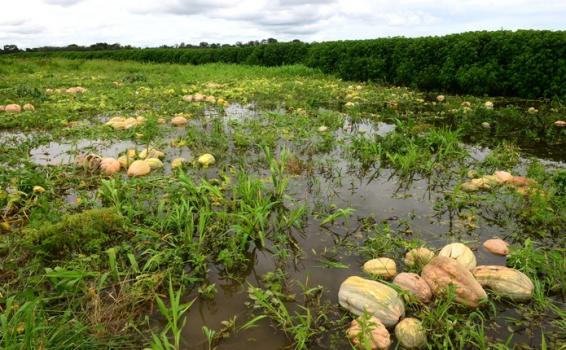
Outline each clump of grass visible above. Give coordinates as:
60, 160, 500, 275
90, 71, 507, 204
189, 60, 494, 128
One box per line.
24, 207, 126, 261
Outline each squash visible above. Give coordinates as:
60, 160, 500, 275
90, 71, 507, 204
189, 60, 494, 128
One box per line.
438, 243, 476, 270
5, 104, 22, 113
338, 276, 405, 327
100, 157, 121, 175
171, 116, 188, 126
347, 316, 391, 350
392, 273, 432, 304
394, 318, 426, 349
421, 256, 487, 308
363, 258, 397, 279
198, 153, 215, 167
472, 266, 533, 301
404, 248, 434, 269
127, 160, 151, 177
482, 239, 510, 256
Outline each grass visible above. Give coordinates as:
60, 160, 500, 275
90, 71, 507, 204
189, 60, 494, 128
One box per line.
1, 57, 565, 349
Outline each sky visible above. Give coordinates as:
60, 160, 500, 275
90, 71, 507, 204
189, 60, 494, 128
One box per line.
1, 0, 565, 48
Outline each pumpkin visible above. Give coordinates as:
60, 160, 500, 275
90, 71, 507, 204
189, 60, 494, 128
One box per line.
394, 318, 426, 349
171, 157, 186, 169
5, 104, 22, 113
33, 186, 46, 194
146, 158, 163, 169
23, 103, 35, 112
482, 239, 510, 256
554, 120, 566, 127
198, 153, 215, 167
472, 266, 533, 301
157, 117, 166, 124
182, 94, 194, 102
438, 243, 476, 270
100, 157, 121, 175
318, 125, 329, 132
436, 95, 445, 102
139, 148, 164, 159
347, 316, 391, 350
118, 155, 134, 169
193, 93, 205, 102
127, 160, 151, 177
484, 101, 494, 109
481, 122, 491, 129
205, 95, 216, 103
363, 258, 397, 279
421, 256, 487, 308
338, 276, 405, 327
494, 171, 513, 184
392, 273, 432, 304
404, 248, 434, 269
66, 86, 87, 94
527, 107, 538, 114
77, 154, 102, 171
171, 116, 188, 126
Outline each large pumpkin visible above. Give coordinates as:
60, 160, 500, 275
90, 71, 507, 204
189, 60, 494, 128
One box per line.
421, 256, 487, 308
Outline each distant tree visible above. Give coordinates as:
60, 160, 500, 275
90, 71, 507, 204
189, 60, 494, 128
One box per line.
267, 38, 278, 44
199, 42, 209, 48
3, 44, 19, 52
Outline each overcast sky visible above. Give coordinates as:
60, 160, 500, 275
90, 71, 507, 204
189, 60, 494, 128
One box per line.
1, 0, 565, 48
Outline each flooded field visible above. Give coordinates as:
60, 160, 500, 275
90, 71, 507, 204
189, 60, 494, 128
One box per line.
1, 58, 565, 350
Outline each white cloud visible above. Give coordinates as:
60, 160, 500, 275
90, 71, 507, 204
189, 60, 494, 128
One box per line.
0, 0, 564, 48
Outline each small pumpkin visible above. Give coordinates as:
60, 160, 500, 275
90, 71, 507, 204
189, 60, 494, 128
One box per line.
392, 273, 432, 304
394, 318, 426, 349
436, 95, 445, 102
472, 266, 533, 301
198, 153, 215, 167
127, 160, 151, 177
171, 116, 188, 126
118, 155, 134, 169
171, 157, 186, 169
363, 258, 397, 279
493, 171, 513, 184
146, 158, 164, 169
482, 239, 510, 256
100, 157, 121, 175
33, 186, 46, 194
5, 104, 22, 113
404, 248, 434, 269
438, 243, 476, 270
347, 316, 391, 350
23, 103, 35, 112
139, 148, 165, 159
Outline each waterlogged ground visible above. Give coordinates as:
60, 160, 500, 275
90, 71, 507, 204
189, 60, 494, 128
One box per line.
1, 58, 565, 350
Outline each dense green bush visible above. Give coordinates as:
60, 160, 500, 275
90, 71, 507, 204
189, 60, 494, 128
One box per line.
15, 30, 566, 99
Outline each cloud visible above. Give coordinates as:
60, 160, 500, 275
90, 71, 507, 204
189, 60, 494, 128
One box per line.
2, 0, 566, 48
44, 0, 85, 6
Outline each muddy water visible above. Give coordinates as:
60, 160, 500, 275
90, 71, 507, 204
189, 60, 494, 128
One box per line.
26, 104, 563, 349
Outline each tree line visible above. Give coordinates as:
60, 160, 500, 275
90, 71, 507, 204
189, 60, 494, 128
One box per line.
5, 31, 566, 99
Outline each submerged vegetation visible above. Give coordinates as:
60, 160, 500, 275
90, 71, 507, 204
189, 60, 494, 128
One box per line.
0, 57, 565, 349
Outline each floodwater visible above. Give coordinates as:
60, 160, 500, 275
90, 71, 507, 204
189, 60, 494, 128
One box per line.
25, 104, 565, 349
